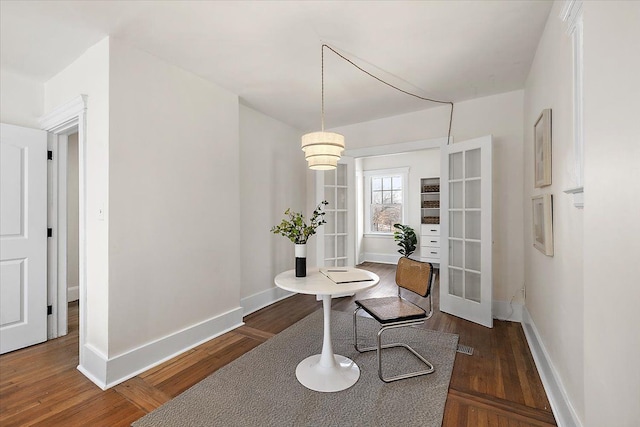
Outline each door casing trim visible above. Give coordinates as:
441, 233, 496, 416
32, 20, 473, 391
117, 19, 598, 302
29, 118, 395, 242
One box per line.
40, 95, 87, 354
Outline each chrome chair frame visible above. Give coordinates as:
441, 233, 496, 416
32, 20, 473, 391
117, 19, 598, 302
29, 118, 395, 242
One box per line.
353, 265, 436, 383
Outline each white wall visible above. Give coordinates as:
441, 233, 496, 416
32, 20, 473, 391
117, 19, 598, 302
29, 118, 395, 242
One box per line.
524, 2, 640, 425
42, 36, 301, 387
582, 2, 640, 425
523, 1, 584, 422
0, 70, 43, 128
44, 37, 110, 356
360, 149, 440, 260
239, 104, 306, 312
108, 38, 241, 357
67, 132, 79, 302
332, 90, 524, 303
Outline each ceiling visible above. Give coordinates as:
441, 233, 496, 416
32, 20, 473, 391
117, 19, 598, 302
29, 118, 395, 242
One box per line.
0, 0, 552, 131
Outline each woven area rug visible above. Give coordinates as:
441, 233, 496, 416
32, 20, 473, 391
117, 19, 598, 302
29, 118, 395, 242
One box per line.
133, 310, 458, 427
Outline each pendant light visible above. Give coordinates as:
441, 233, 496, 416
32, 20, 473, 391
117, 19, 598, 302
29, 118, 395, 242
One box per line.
302, 44, 455, 170
301, 45, 345, 170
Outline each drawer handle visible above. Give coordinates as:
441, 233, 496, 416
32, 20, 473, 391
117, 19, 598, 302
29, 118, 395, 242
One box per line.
430, 240, 437, 243
430, 251, 437, 254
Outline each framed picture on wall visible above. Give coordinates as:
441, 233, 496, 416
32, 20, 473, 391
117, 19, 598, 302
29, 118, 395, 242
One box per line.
534, 109, 552, 187
532, 194, 553, 256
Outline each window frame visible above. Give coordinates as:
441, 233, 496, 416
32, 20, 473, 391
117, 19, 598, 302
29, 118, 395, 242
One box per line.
363, 167, 409, 236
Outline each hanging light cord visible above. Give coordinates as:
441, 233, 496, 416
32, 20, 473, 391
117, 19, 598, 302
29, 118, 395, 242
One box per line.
321, 44, 325, 132
321, 44, 454, 143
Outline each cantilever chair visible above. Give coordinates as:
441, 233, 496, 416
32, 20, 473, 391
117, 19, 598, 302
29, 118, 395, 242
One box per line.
353, 257, 435, 382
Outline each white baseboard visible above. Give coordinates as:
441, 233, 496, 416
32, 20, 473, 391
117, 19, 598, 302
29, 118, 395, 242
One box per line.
521, 307, 583, 427
67, 285, 79, 302
78, 343, 108, 389
241, 287, 294, 317
77, 307, 244, 390
492, 300, 523, 322
363, 252, 401, 265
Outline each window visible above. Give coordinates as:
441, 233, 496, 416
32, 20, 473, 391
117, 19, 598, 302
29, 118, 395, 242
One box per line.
364, 168, 409, 234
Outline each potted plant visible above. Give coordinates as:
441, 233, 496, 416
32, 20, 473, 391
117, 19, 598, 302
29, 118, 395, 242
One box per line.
393, 223, 417, 258
271, 201, 328, 277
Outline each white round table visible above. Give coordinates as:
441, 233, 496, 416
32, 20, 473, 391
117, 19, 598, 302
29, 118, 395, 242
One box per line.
274, 268, 379, 392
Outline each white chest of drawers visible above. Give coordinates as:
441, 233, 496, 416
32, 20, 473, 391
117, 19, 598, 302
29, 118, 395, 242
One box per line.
420, 224, 440, 266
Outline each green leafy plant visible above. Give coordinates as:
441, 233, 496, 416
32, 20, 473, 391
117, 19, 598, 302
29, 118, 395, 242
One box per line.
393, 223, 417, 257
271, 201, 329, 244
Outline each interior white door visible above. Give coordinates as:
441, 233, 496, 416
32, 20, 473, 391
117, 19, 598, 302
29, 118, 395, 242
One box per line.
316, 157, 355, 268
0, 123, 48, 353
440, 135, 493, 328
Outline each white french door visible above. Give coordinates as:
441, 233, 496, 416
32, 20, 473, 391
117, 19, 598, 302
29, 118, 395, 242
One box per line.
0, 123, 48, 353
316, 157, 355, 268
440, 136, 493, 328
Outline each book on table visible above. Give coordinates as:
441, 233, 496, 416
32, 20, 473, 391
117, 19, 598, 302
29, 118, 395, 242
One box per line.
319, 268, 374, 284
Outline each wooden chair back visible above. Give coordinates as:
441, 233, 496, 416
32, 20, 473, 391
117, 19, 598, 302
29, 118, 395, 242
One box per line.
395, 257, 433, 297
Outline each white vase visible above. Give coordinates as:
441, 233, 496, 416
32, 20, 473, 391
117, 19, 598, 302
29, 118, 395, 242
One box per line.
295, 244, 306, 277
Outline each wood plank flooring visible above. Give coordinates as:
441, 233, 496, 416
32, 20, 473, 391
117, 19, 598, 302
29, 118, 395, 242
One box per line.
0, 262, 555, 426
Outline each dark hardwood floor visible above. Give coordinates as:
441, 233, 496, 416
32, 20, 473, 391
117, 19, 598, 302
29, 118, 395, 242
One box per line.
0, 262, 555, 426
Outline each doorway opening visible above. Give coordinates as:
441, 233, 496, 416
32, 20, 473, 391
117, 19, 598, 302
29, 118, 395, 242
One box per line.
355, 148, 440, 266
334, 137, 446, 267
40, 95, 88, 368
46, 126, 79, 339
66, 132, 80, 306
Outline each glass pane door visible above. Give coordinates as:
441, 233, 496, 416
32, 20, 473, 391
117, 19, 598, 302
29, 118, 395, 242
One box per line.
440, 136, 492, 327
322, 163, 349, 267
448, 148, 482, 302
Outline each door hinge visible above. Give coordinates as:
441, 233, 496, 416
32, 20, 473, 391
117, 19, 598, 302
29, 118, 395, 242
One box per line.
47, 228, 53, 238
47, 150, 53, 160
47, 305, 53, 315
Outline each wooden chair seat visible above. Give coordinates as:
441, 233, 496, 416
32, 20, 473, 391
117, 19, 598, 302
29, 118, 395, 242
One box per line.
355, 297, 426, 324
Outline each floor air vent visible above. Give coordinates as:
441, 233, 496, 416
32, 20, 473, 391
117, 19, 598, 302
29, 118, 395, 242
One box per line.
456, 344, 474, 355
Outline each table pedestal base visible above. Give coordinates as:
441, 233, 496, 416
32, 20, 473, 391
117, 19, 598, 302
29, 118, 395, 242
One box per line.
295, 354, 360, 392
